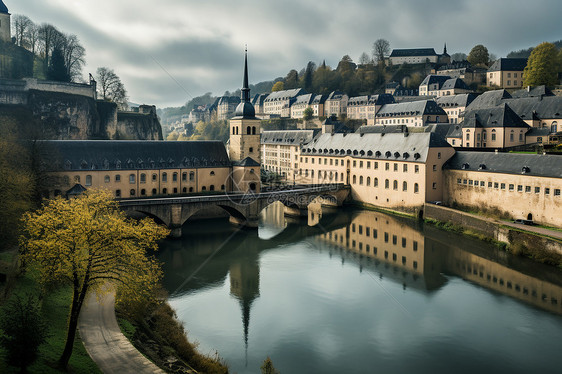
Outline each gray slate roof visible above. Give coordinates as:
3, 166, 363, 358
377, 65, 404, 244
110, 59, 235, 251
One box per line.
526, 127, 551, 137
436, 93, 478, 108
446, 125, 463, 138
377, 100, 447, 117
441, 78, 470, 91
466, 89, 512, 110
358, 125, 407, 134
301, 132, 451, 163
369, 94, 396, 105
445, 151, 562, 178
265, 89, 306, 102
420, 75, 451, 87
36, 140, 231, 172
261, 130, 318, 146
462, 104, 530, 129
218, 96, 240, 105
511, 85, 554, 99
0, 0, 8, 13
390, 48, 438, 57
488, 58, 528, 72
293, 93, 314, 106
504, 96, 562, 120
233, 157, 260, 167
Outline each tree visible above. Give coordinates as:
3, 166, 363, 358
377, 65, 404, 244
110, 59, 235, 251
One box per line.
372, 38, 390, 65
272, 81, 284, 92
261, 357, 280, 374
451, 52, 467, 62
20, 190, 169, 369
11, 14, 33, 48
0, 294, 49, 372
96, 67, 129, 110
301, 61, 316, 91
61, 34, 86, 81
467, 44, 490, 67
47, 47, 70, 82
303, 107, 314, 121
38, 23, 63, 75
523, 42, 560, 87
359, 52, 372, 65
284, 69, 299, 89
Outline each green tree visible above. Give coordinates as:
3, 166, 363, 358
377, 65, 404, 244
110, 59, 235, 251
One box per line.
166, 131, 179, 141
467, 44, 490, 67
261, 356, 280, 374
272, 81, 284, 92
20, 190, 169, 369
523, 42, 560, 87
0, 294, 49, 372
47, 47, 70, 82
303, 107, 314, 121
301, 61, 316, 91
284, 70, 299, 89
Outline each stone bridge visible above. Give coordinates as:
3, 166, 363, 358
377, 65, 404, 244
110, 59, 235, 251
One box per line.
118, 184, 351, 237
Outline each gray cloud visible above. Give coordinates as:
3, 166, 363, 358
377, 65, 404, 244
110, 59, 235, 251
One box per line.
9, 0, 562, 107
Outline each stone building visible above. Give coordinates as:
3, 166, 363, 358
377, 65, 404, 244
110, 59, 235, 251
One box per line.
0, 0, 10, 43
217, 96, 241, 120
374, 100, 448, 127
263, 88, 305, 117
435, 93, 478, 124
419, 75, 451, 96
487, 58, 527, 89
324, 91, 349, 118
443, 152, 562, 226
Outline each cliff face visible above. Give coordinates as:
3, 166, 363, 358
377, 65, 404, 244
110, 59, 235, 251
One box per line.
0, 86, 163, 140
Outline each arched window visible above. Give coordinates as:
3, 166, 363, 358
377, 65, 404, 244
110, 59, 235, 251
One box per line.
115, 189, 121, 198
393, 180, 398, 190
152, 188, 157, 195
130, 189, 136, 196
189, 171, 195, 181
551, 122, 558, 133
182, 172, 187, 181
252, 126, 256, 135
202, 186, 207, 191
173, 188, 178, 194
85, 175, 92, 186
366, 177, 371, 186
162, 188, 167, 194
385, 179, 389, 189
247, 126, 251, 135
129, 174, 135, 184
189, 187, 194, 193
233, 127, 236, 134
74, 175, 81, 183
104, 175, 110, 183
141, 189, 146, 196
359, 176, 363, 185
210, 185, 215, 191
210, 171, 215, 176
140, 173, 146, 183
374, 177, 378, 187
182, 187, 187, 193
221, 184, 225, 190
249, 147, 253, 153
173, 172, 178, 182
414, 183, 419, 193
403, 181, 408, 191
353, 175, 357, 184
162, 172, 168, 182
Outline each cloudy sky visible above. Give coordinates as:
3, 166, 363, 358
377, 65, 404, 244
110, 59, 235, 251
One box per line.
8, 0, 562, 108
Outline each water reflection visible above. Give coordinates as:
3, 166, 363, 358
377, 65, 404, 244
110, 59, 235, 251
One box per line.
158, 203, 562, 373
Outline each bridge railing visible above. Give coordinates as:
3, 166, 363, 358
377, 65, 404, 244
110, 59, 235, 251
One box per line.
118, 184, 349, 207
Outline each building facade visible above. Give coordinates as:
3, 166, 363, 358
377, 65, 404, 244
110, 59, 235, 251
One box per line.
0, 0, 10, 43
487, 58, 527, 89
374, 100, 449, 127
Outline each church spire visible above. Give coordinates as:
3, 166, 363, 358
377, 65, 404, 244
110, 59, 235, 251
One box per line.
241, 46, 250, 103
444, 43, 447, 55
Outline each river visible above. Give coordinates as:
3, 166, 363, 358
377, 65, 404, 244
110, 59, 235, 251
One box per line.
157, 202, 562, 374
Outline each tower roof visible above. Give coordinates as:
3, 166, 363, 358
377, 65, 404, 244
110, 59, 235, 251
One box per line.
0, 1, 8, 14
234, 48, 256, 119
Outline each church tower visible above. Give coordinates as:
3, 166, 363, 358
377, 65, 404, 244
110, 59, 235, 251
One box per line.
229, 49, 261, 164
229, 48, 261, 193
0, 1, 11, 43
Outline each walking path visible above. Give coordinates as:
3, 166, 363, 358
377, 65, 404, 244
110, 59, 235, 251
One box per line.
500, 220, 562, 240
79, 291, 166, 374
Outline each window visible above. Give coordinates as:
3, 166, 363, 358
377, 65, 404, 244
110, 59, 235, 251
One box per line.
115, 175, 121, 182
182, 172, 187, 181
360, 161, 363, 168
414, 183, 419, 193
162, 172, 168, 182
141, 189, 146, 196
367, 161, 371, 169
509, 184, 514, 191
374, 162, 378, 170
535, 187, 540, 194
385, 179, 389, 189
162, 188, 167, 194
433, 165, 437, 172
152, 188, 157, 195
85, 175, 92, 186
353, 175, 357, 184
517, 185, 523, 192
525, 186, 531, 193
491, 132, 496, 141
374, 178, 378, 187
366, 177, 371, 186
249, 147, 253, 153
115, 189, 121, 197
385, 162, 390, 171
359, 176, 364, 185
555, 189, 560, 196
140, 173, 146, 183
74, 175, 81, 183
413, 241, 418, 251
130, 189, 136, 196
438, 152, 441, 159
432, 182, 437, 190
173, 173, 178, 182
104, 175, 110, 183
403, 164, 408, 172
403, 181, 407, 191
545, 188, 550, 195
189, 171, 195, 181
457, 178, 462, 184
394, 163, 398, 172
393, 180, 398, 190
500, 183, 505, 190
415, 165, 419, 173
129, 174, 135, 184
152, 174, 158, 182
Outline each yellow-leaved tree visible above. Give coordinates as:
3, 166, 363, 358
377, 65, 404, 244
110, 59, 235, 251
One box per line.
20, 189, 170, 369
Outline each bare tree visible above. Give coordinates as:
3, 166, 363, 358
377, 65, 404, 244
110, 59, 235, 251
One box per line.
359, 52, 372, 65
38, 23, 61, 70
26, 22, 40, 54
96, 67, 129, 110
62, 34, 86, 82
12, 14, 33, 48
372, 39, 390, 65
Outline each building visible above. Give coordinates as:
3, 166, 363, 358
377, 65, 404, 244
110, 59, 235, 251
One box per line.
310, 94, 327, 118
487, 58, 527, 89
251, 93, 268, 116
389, 48, 439, 65
290, 93, 314, 119
436, 93, 478, 124
324, 91, 349, 118
436, 61, 487, 86
298, 132, 455, 213
217, 96, 241, 120
346, 95, 370, 120
438, 78, 471, 97
261, 130, 317, 183
263, 89, 305, 117
0, 0, 10, 43
460, 104, 530, 148
41, 50, 261, 198
374, 100, 448, 127
419, 75, 451, 96
443, 152, 562, 227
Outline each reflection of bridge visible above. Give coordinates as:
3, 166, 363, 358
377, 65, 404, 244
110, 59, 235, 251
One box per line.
119, 184, 350, 236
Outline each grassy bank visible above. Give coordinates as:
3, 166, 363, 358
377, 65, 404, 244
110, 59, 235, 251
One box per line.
116, 296, 229, 374
0, 252, 101, 373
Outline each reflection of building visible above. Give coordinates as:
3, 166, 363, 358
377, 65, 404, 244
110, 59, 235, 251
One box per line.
317, 209, 562, 314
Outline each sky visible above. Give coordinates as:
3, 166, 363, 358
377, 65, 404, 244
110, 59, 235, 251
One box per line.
8, 0, 562, 108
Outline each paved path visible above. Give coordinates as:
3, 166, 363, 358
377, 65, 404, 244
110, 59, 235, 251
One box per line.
500, 220, 562, 240
79, 291, 166, 374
